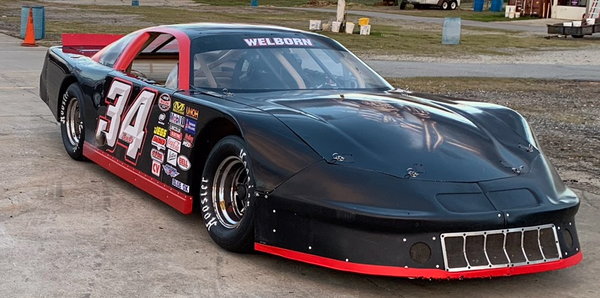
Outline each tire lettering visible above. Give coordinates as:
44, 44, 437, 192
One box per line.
200, 176, 217, 231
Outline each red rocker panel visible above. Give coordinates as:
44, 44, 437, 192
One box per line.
83, 142, 193, 214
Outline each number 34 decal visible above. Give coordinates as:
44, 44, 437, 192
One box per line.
96, 79, 158, 164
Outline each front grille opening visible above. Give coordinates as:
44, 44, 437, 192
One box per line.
486, 233, 509, 265
540, 228, 560, 259
442, 224, 562, 272
465, 235, 488, 267
444, 236, 467, 269
410, 242, 432, 264
505, 232, 527, 264
523, 230, 543, 261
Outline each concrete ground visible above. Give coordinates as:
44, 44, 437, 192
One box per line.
0, 33, 599, 297
369, 61, 600, 80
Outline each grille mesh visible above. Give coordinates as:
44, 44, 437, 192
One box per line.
441, 224, 561, 272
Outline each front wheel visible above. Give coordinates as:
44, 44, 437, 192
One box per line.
59, 83, 86, 160
441, 1, 450, 10
199, 136, 256, 252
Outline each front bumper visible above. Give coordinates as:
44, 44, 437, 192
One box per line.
254, 162, 582, 278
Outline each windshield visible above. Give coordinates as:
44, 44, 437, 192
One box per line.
191, 34, 392, 92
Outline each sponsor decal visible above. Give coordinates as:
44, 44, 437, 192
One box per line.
183, 134, 194, 148
158, 93, 171, 112
162, 164, 180, 178
177, 155, 191, 171
151, 135, 166, 150
172, 178, 190, 193
158, 113, 166, 125
185, 118, 197, 134
173, 101, 186, 115
185, 106, 199, 120
151, 160, 161, 177
169, 112, 186, 126
166, 136, 182, 153
243, 37, 313, 47
153, 126, 167, 138
169, 124, 182, 133
120, 132, 134, 144
167, 149, 178, 166
170, 130, 183, 141
150, 148, 164, 163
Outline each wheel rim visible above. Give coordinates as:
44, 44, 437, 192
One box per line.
451, 2, 456, 9
65, 97, 82, 146
212, 156, 249, 229
442, 2, 448, 9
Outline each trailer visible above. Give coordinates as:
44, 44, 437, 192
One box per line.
547, 20, 600, 38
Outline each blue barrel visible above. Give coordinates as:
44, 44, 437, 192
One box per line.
20, 6, 45, 40
132, 0, 140, 6
473, 0, 484, 12
490, 0, 503, 12
251, 0, 259, 7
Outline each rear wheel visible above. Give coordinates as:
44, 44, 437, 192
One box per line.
449, 0, 458, 9
199, 136, 256, 252
59, 83, 86, 160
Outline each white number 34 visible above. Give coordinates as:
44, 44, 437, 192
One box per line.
95, 80, 157, 161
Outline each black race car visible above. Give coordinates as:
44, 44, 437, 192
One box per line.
39, 23, 582, 279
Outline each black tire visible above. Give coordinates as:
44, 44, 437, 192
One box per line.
59, 83, 86, 160
414, 3, 422, 9
199, 136, 256, 252
441, 1, 450, 10
399, 1, 407, 9
449, 0, 458, 10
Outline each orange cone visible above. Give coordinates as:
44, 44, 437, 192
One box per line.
21, 8, 37, 47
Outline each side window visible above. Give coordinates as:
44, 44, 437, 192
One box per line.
128, 33, 180, 88
98, 33, 138, 68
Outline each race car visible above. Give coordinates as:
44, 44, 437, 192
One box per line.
39, 23, 582, 279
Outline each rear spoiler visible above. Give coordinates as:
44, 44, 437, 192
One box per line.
61, 33, 124, 57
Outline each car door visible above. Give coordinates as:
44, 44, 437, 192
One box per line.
90, 28, 197, 212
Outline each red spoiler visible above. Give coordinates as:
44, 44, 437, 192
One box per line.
61, 33, 124, 57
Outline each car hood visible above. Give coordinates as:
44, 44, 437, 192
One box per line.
232, 91, 539, 182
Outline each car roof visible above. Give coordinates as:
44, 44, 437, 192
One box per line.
156, 23, 316, 39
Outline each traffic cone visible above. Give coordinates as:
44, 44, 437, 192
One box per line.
21, 8, 37, 47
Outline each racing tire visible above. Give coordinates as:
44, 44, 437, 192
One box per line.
441, 1, 450, 10
59, 83, 86, 161
449, 0, 458, 9
200, 136, 256, 252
